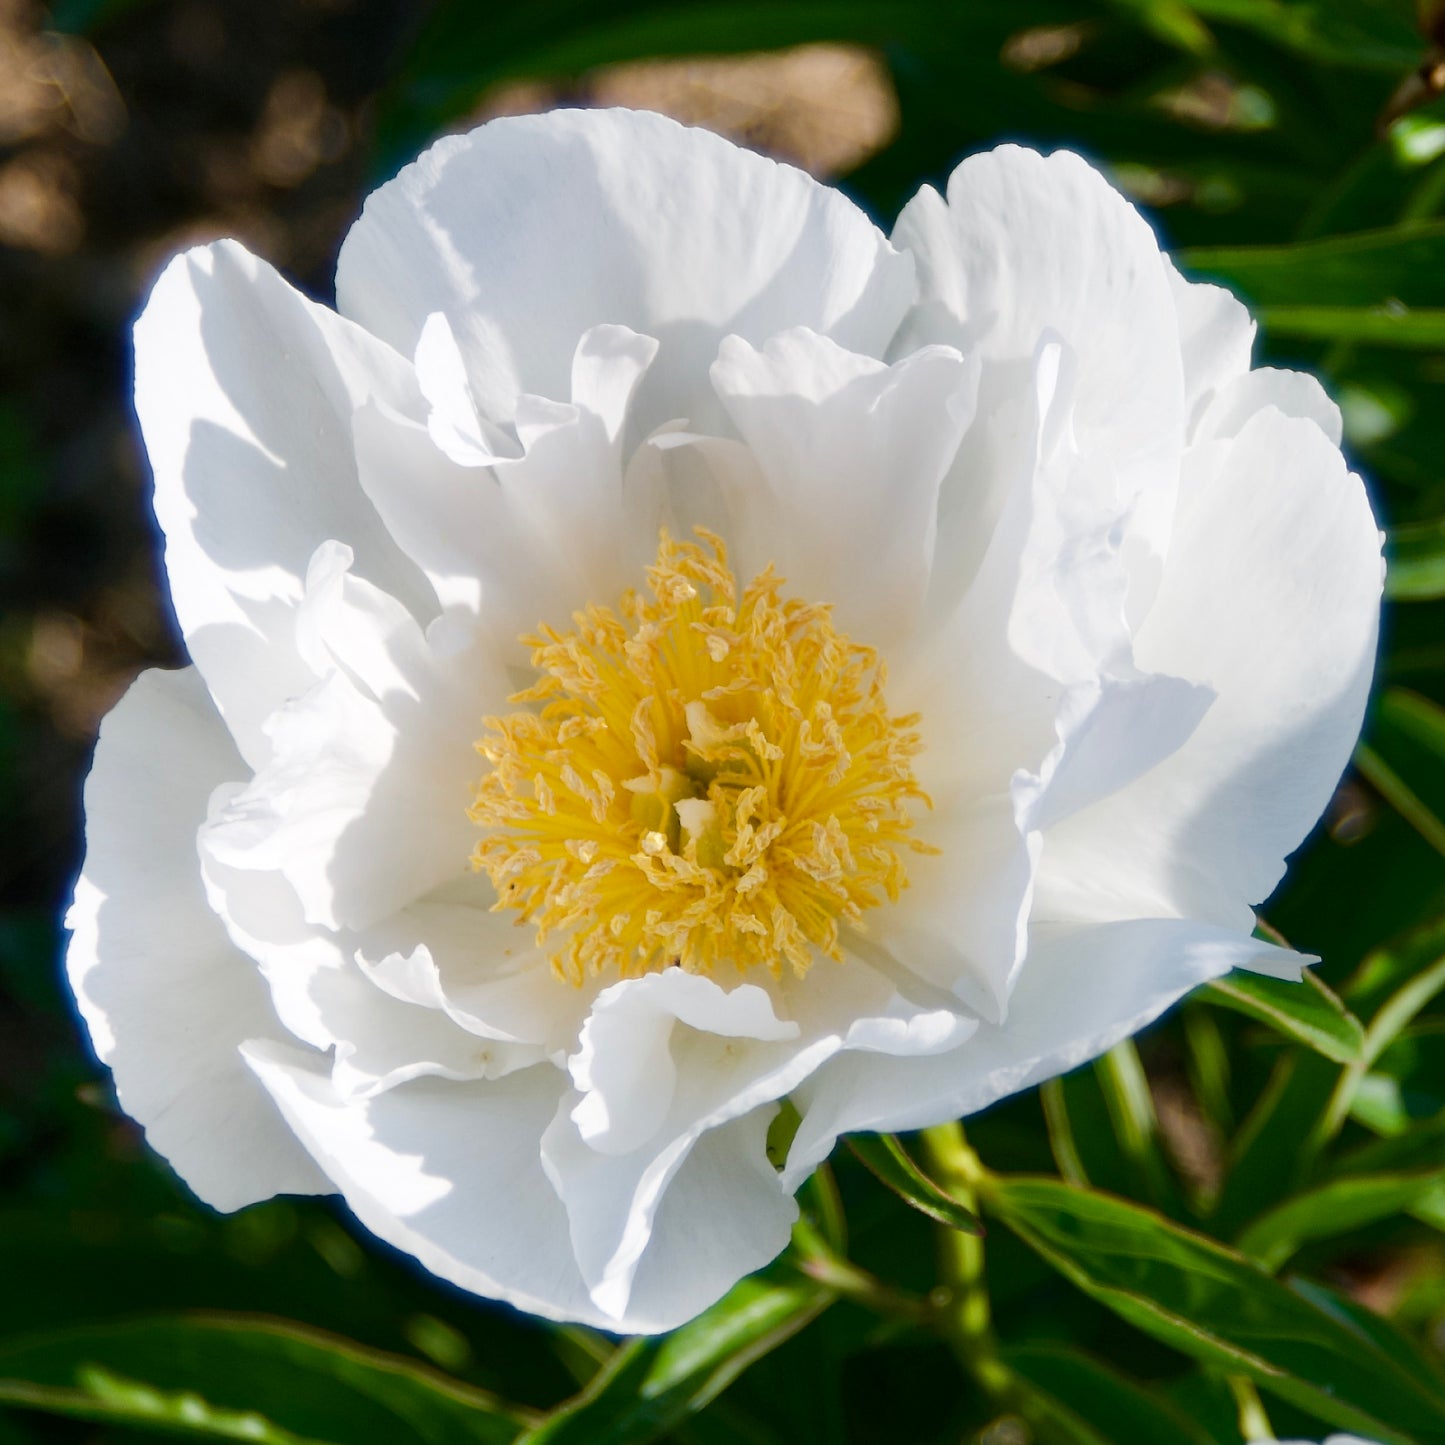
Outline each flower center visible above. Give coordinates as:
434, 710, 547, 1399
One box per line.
470, 531, 933, 986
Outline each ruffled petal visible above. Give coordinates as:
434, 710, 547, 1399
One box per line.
1035, 409, 1382, 930
541, 971, 816, 1318
65, 667, 327, 1209
1167, 260, 1256, 439
709, 327, 977, 647
240, 1044, 610, 1326
783, 918, 1296, 1188
336, 109, 915, 437
134, 241, 433, 769
893, 145, 1184, 563
200, 546, 499, 931
353, 325, 667, 652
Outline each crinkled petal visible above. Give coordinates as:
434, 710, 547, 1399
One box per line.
134, 240, 433, 769
1035, 409, 1382, 929
354, 325, 667, 651
201, 546, 499, 931
1167, 260, 1256, 439
541, 971, 817, 1318
65, 667, 327, 1209
893, 145, 1184, 563
241, 1045, 611, 1326
336, 109, 916, 436
783, 918, 1297, 1189
709, 328, 976, 645
1194, 366, 1343, 448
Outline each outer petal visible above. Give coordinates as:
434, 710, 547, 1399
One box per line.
1035, 409, 1382, 930
65, 667, 327, 1209
1167, 260, 1256, 439
135, 241, 435, 771
336, 109, 916, 436
893, 145, 1184, 577
241, 1045, 609, 1326
783, 918, 1296, 1189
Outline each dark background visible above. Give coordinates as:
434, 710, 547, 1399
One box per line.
5, 2, 1445, 1441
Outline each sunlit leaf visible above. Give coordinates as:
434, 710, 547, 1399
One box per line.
847, 1133, 984, 1235
0, 1315, 529, 1445
982, 1174, 1445, 1442
1236, 1169, 1445, 1270
1201, 969, 1365, 1062
519, 1277, 829, 1445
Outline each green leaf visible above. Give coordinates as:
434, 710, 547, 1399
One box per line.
1366, 689, 1445, 859
1188, 0, 1423, 67
1387, 517, 1445, 602
846, 1133, 984, 1234
1236, 1169, 1445, 1270
981, 1174, 1445, 1442
1181, 222, 1445, 307
1201, 969, 1366, 1063
1259, 305, 1445, 347
0, 1374, 328, 1445
1003, 1343, 1220, 1445
0, 1315, 530, 1445
519, 1277, 829, 1445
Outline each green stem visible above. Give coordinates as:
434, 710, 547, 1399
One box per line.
1227, 1374, 1274, 1440
917, 1122, 1015, 1404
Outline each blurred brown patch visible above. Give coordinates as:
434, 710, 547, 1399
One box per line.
478, 42, 899, 180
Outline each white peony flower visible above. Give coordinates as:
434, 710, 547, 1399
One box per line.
66, 108, 1381, 1333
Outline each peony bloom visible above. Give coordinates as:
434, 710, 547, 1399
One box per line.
67, 109, 1381, 1332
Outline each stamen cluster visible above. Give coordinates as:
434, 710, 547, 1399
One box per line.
471, 531, 932, 985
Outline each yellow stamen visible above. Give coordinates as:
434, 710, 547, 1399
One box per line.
469, 530, 934, 986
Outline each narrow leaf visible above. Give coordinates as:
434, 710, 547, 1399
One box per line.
847, 1133, 984, 1234
1181, 221, 1445, 307
519, 1277, 829, 1445
1387, 517, 1445, 602
1258, 304, 1445, 347
1201, 969, 1365, 1062
1004, 1343, 1221, 1445
0, 1375, 331, 1445
1236, 1170, 1445, 1271
982, 1175, 1445, 1442
0, 1315, 529, 1445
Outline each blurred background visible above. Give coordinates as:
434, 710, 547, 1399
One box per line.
5, 2, 1445, 1441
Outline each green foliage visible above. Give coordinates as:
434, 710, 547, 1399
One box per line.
11, 0, 1445, 1442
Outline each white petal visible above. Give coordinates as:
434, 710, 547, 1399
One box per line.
201, 550, 496, 931
65, 667, 327, 1209
353, 326, 666, 648
414, 312, 516, 466
542, 971, 822, 1316
784, 918, 1294, 1188
1194, 366, 1343, 448
134, 241, 433, 769
241, 1045, 613, 1327
1036, 409, 1382, 929
542, 1094, 797, 1323
354, 896, 590, 1055
568, 972, 799, 1156
709, 328, 976, 645
1167, 260, 1256, 439
336, 109, 915, 436
893, 146, 1183, 530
